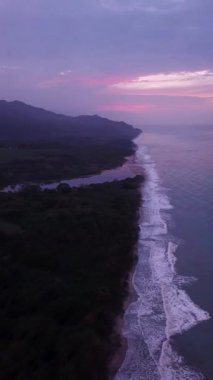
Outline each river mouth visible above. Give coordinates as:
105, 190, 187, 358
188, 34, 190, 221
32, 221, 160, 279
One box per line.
1, 153, 143, 193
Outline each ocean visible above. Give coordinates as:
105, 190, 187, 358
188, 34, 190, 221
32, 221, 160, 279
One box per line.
115, 125, 213, 380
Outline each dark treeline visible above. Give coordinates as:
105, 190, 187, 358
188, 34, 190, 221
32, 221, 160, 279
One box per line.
0, 177, 142, 380
0, 139, 135, 187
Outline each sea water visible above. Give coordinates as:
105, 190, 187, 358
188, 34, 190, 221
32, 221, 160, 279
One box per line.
115, 125, 213, 380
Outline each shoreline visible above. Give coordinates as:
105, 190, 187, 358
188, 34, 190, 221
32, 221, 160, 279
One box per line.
108, 185, 142, 380
118, 135, 210, 379
109, 141, 143, 380
108, 261, 139, 380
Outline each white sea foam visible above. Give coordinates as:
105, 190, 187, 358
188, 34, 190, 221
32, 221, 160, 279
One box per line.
159, 341, 205, 380
115, 138, 210, 380
2, 184, 24, 192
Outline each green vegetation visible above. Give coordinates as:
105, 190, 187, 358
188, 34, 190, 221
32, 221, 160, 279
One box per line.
0, 177, 142, 380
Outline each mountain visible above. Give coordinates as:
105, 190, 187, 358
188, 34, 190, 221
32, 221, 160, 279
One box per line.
0, 100, 141, 187
0, 100, 140, 142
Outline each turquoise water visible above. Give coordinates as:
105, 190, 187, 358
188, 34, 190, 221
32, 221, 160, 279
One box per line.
141, 125, 213, 379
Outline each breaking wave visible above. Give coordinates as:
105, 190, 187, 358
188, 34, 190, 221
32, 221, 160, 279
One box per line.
115, 141, 210, 380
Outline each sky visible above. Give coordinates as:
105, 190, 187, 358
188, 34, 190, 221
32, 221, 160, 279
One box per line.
1, 0, 213, 125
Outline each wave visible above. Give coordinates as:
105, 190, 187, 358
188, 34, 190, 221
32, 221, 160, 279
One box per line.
115, 141, 210, 380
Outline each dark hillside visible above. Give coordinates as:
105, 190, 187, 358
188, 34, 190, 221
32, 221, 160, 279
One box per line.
0, 101, 140, 187
0, 100, 140, 142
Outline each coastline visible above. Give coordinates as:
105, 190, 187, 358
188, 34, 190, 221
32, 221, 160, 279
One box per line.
108, 179, 143, 380
108, 261, 139, 380
115, 134, 211, 380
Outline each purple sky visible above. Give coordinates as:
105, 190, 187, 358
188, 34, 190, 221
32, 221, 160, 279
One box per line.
1, 0, 213, 125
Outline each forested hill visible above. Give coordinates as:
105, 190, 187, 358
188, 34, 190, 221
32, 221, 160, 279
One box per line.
0, 100, 140, 142
0, 101, 141, 187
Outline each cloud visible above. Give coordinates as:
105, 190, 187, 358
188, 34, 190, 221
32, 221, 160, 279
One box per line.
100, 0, 186, 13
0, 0, 99, 16
1, 0, 213, 124
99, 102, 153, 112
110, 70, 213, 98
0, 64, 23, 73
59, 70, 73, 76
37, 73, 132, 89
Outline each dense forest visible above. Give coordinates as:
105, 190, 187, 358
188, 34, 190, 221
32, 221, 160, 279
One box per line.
0, 101, 140, 187
0, 100, 143, 379
0, 177, 142, 380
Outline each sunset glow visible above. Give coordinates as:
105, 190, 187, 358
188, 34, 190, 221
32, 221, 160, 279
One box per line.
99, 103, 154, 113
110, 71, 213, 96
1, 0, 213, 123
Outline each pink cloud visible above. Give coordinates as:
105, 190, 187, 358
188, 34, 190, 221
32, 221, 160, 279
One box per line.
37, 73, 135, 89
109, 70, 213, 99
110, 87, 213, 99
99, 102, 154, 113
77, 74, 132, 86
